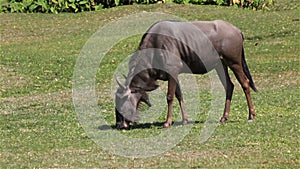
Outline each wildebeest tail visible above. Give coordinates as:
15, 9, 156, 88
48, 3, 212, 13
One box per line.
242, 47, 258, 92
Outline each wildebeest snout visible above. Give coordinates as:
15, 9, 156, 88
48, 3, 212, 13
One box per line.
115, 108, 130, 129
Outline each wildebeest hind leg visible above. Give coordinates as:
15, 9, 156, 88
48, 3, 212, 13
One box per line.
175, 84, 188, 125
230, 64, 256, 121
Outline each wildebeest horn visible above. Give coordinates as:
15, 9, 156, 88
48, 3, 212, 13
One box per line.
116, 76, 126, 90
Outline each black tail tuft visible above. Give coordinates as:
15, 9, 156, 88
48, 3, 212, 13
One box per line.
242, 48, 258, 92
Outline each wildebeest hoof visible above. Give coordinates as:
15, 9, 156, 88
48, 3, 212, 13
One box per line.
163, 122, 171, 128
182, 120, 188, 125
117, 122, 129, 130
248, 119, 254, 122
219, 117, 227, 124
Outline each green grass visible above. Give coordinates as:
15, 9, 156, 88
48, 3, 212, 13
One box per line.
1, 2, 299, 168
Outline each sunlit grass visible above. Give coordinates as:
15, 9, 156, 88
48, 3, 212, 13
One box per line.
1, 2, 299, 168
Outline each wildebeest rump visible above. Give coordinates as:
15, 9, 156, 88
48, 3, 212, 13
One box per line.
115, 20, 257, 129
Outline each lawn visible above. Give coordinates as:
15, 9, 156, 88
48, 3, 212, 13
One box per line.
1, 2, 299, 168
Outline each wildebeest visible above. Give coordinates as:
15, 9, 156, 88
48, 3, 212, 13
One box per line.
115, 20, 257, 129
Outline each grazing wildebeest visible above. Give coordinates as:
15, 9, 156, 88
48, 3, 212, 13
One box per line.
115, 20, 257, 129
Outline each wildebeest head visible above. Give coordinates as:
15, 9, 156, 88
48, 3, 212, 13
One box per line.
115, 76, 154, 129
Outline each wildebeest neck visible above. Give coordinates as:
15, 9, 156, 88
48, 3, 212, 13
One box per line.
128, 69, 160, 92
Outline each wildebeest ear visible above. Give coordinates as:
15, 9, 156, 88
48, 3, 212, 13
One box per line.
140, 92, 152, 107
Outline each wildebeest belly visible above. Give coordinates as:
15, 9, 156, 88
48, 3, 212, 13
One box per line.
183, 60, 208, 74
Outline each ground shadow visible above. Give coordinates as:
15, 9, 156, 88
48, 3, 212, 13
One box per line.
98, 120, 206, 130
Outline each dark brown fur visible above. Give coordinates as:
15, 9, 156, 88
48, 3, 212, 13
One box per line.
115, 20, 257, 129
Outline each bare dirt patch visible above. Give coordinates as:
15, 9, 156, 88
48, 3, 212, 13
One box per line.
1, 65, 30, 92
256, 71, 300, 90
0, 90, 72, 115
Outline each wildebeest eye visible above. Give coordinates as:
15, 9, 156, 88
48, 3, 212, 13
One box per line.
116, 87, 131, 99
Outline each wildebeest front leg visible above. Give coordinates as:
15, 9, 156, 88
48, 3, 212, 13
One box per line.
175, 84, 188, 125
216, 64, 234, 123
164, 77, 177, 128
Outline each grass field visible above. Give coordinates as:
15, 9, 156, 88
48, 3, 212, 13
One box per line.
1, 2, 299, 168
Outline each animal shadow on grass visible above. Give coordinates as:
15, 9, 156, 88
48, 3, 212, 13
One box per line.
98, 120, 205, 130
